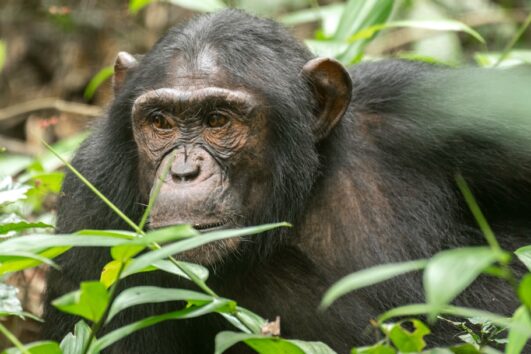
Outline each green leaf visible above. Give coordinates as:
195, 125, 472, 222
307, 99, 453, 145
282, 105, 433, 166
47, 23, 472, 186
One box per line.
386, 320, 430, 352
424, 247, 499, 318
110, 244, 145, 262
378, 304, 531, 338
60, 320, 92, 354
106, 286, 215, 323
83, 66, 114, 101
1, 341, 61, 354
52, 281, 110, 322
214, 331, 337, 354
123, 223, 289, 277
139, 224, 199, 244
0, 283, 23, 316
279, 3, 345, 38
515, 246, 531, 271
448, 344, 480, 354
505, 306, 531, 354
129, 0, 154, 14
100, 260, 124, 288
92, 299, 233, 352
221, 306, 266, 334
75, 229, 139, 240
334, 0, 394, 64
351, 343, 396, 354
350, 20, 484, 45
0, 214, 53, 234
304, 40, 349, 59
518, 274, 531, 310
321, 259, 427, 308
0, 250, 60, 274
0, 177, 30, 205
0, 40, 6, 72
0, 234, 129, 253
139, 260, 209, 281
163, 0, 227, 13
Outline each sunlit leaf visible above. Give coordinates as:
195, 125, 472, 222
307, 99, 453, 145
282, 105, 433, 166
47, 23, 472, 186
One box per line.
91, 299, 233, 352
0, 283, 22, 316
334, 0, 393, 64
0, 214, 53, 234
52, 281, 109, 322
106, 286, 216, 323
0, 250, 60, 274
351, 343, 396, 354
83, 66, 113, 101
138, 259, 209, 282
321, 259, 427, 308
424, 247, 499, 318
214, 331, 337, 354
123, 223, 289, 277
1, 341, 62, 354
385, 320, 430, 352
0, 177, 30, 205
0, 40, 6, 72
505, 306, 531, 354
164, 0, 227, 13
129, 0, 154, 14
0, 234, 128, 253
100, 260, 124, 288
518, 274, 531, 310
221, 306, 266, 334
515, 246, 531, 271
279, 3, 345, 38
60, 320, 92, 354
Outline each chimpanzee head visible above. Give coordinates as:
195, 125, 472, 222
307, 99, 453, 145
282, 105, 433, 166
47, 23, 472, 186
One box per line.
110, 10, 352, 264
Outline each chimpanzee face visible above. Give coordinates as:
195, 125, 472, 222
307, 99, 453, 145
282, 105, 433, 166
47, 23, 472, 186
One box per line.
113, 46, 352, 264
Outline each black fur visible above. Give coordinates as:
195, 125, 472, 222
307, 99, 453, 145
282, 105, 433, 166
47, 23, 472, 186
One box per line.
44, 9, 530, 353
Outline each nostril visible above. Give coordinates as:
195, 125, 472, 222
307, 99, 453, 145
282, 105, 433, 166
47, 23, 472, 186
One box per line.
172, 164, 200, 183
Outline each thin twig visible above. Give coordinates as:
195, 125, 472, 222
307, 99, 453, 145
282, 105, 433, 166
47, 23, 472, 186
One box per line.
0, 98, 102, 129
0, 322, 31, 354
494, 12, 531, 67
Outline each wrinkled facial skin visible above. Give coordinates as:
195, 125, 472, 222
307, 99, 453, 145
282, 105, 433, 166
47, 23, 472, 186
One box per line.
131, 67, 271, 264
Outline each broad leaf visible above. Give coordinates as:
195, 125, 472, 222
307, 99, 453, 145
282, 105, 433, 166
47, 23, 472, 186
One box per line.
138, 260, 209, 282
351, 343, 396, 354
0, 214, 52, 234
505, 306, 531, 354
424, 247, 499, 318
91, 299, 233, 352
515, 246, 531, 271
518, 274, 531, 310
53, 281, 109, 322
1, 341, 61, 354
0, 283, 22, 316
0, 250, 60, 275
164, 0, 226, 13
385, 320, 430, 352
0, 234, 129, 252
123, 223, 289, 277
100, 260, 124, 288
84, 66, 113, 101
0, 177, 30, 205
321, 259, 427, 308
106, 286, 215, 323
60, 320, 92, 354
214, 331, 337, 354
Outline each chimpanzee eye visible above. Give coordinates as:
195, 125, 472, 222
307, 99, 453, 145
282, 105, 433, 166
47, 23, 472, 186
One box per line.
150, 113, 173, 131
206, 113, 229, 128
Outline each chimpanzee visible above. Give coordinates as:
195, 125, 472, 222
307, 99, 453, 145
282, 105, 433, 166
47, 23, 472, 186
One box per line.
44, 9, 531, 354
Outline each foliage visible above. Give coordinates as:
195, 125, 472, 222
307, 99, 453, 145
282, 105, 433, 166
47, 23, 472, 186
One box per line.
1, 0, 531, 353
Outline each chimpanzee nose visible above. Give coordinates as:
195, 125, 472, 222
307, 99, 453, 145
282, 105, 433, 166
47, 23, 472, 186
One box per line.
171, 160, 200, 183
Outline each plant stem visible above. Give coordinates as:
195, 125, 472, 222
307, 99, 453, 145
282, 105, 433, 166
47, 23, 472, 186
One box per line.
138, 151, 177, 231
494, 12, 531, 67
0, 322, 31, 354
43, 141, 142, 234
82, 261, 126, 354
455, 174, 502, 254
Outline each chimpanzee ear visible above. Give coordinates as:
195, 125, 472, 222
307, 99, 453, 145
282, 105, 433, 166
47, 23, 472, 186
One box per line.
302, 57, 352, 141
113, 51, 139, 94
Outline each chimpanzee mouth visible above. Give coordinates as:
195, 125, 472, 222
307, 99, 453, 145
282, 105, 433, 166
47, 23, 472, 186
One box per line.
193, 220, 228, 231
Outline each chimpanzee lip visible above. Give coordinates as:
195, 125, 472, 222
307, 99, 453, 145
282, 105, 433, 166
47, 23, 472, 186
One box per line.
193, 220, 228, 231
